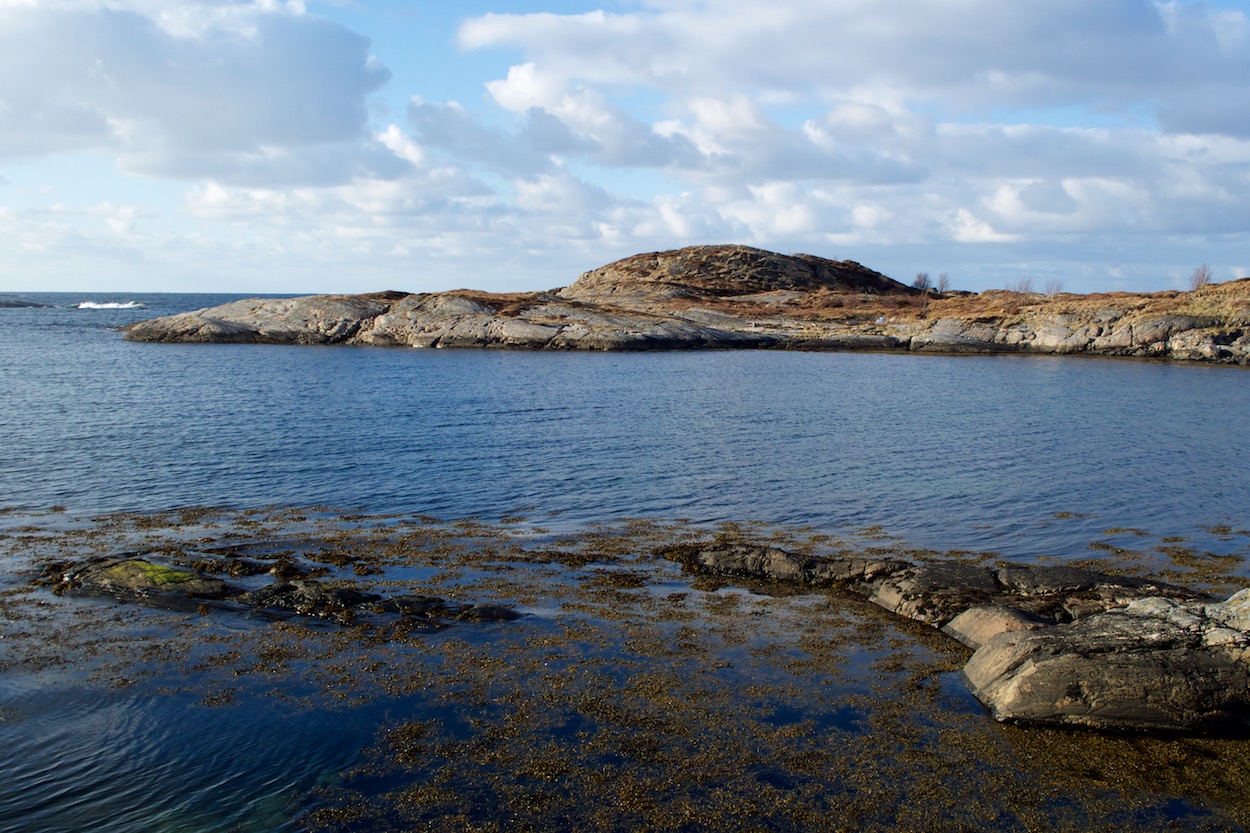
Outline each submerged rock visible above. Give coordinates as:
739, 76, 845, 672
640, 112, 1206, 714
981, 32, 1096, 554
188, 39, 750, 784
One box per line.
671, 540, 1250, 732
239, 579, 383, 624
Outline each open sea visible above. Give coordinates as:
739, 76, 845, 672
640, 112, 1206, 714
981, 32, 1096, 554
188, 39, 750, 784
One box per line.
2, 291, 1250, 832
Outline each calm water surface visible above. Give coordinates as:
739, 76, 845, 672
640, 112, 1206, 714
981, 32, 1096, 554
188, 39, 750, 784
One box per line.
2, 292, 1247, 559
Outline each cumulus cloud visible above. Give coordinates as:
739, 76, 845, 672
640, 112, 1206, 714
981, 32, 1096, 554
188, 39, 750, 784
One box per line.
5, 0, 1249, 293
460, 1, 1250, 134
438, 0, 1250, 287
0, 0, 398, 185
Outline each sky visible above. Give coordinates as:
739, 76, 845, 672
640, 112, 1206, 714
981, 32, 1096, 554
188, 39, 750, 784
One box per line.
2, 0, 1249, 295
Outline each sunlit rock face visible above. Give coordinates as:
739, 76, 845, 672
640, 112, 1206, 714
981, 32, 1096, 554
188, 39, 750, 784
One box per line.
123, 245, 1250, 365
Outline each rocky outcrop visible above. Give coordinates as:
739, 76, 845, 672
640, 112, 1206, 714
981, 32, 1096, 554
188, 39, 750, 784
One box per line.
42, 554, 521, 630
562, 245, 912, 301
123, 244, 1250, 366
910, 311, 1249, 363
57, 554, 233, 601
123, 294, 397, 345
670, 540, 1250, 732
963, 593, 1250, 731
0, 300, 55, 308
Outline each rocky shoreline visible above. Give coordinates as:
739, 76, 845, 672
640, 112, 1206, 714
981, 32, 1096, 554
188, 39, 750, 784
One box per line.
123, 244, 1250, 365
14, 507, 1250, 830
35, 531, 1250, 734
673, 540, 1250, 733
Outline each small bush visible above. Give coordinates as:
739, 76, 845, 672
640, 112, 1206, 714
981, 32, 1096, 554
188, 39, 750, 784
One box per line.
1190, 264, 1213, 291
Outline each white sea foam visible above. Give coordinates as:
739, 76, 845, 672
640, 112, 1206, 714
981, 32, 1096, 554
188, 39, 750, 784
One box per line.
76, 301, 144, 309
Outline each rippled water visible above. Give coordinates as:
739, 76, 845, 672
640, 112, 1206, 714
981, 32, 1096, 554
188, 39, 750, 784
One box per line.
2, 292, 1248, 559
0, 674, 369, 833
3, 292, 1250, 832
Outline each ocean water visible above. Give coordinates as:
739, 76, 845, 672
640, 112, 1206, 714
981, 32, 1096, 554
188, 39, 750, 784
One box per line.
2, 292, 1248, 559
3, 291, 1250, 832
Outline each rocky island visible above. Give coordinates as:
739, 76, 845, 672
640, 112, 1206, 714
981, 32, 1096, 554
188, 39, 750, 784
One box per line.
125, 244, 1250, 365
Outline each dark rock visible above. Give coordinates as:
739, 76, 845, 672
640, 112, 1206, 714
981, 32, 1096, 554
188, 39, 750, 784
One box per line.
58, 555, 231, 600
868, 562, 1002, 626
376, 594, 454, 617
239, 579, 382, 623
455, 604, 524, 623
682, 542, 908, 587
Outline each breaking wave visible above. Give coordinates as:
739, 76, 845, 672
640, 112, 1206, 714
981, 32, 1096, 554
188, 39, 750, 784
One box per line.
76, 301, 145, 310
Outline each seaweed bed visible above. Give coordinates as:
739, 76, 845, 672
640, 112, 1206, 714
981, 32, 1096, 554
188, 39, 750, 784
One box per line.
3, 506, 1250, 832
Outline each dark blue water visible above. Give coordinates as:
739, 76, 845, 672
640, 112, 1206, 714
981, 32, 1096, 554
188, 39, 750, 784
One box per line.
2, 291, 1248, 561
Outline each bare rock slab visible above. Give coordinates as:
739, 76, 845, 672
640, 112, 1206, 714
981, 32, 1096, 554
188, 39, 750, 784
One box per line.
964, 593, 1250, 731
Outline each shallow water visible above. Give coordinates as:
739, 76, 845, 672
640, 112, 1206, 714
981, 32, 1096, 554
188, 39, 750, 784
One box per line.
3, 510, 1249, 832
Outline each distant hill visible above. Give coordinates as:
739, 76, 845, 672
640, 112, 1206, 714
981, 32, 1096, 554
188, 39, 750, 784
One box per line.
563, 244, 914, 299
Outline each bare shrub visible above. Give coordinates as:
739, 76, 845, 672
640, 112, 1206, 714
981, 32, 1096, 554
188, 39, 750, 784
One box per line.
912, 272, 932, 291
936, 273, 950, 294
1010, 278, 1034, 295
1044, 279, 1064, 297
1190, 264, 1213, 290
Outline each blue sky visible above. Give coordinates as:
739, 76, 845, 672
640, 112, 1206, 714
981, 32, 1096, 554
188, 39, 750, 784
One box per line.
2, 0, 1249, 295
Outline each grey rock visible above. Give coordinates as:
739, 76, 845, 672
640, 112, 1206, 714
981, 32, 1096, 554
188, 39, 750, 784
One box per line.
672, 540, 1250, 731
126, 295, 391, 345
942, 605, 1048, 650
909, 319, 1011, 354
963, 598, 1250, 731
1131, 315, 1219, 346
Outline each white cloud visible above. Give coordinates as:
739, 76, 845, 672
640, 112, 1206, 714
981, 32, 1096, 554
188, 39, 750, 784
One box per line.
3, 0, 1249, 294
460, 1, 1248, 123
0, 0, 397, 185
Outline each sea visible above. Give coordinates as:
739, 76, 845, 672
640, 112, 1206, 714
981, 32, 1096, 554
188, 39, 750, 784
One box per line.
2, 291, 1249, 832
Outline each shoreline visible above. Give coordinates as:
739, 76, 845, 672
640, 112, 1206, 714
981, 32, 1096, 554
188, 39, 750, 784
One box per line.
121, 245, 1250, 367
4, 506, 1250, 831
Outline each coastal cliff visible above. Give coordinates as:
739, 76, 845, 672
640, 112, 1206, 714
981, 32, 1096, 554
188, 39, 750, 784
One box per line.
124, 244, 1250, 365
